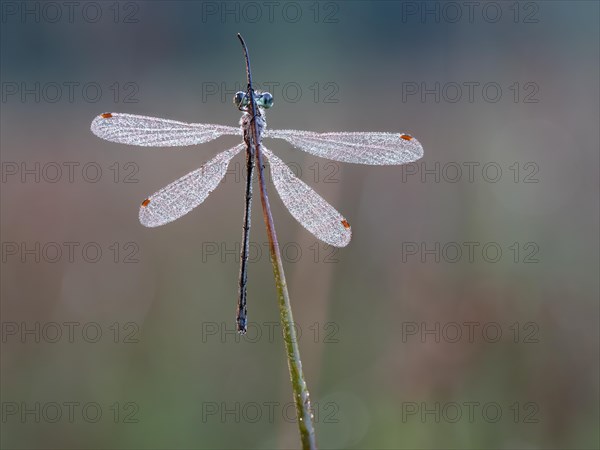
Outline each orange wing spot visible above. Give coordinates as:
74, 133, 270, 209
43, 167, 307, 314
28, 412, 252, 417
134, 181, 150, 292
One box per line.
141, 199, 151, 207
101, 113, 113, 119
400, 134, 413, 141
341, 219, 351, 229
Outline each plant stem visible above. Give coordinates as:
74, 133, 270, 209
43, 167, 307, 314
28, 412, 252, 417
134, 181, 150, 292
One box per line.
237, 33, 317, 450
255, 133, 318, 450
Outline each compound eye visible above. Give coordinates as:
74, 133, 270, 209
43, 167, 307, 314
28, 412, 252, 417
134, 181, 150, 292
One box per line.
234, 91, 245, 107
257, 92, 274, 109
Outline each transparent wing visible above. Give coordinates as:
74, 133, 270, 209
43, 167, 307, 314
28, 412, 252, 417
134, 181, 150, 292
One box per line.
262, 146, 352, 247
264, 129, 423, 165
139, 144, 244, 227
91, 113, 241, 147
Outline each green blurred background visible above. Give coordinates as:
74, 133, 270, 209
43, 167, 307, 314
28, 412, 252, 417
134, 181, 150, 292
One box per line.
1, 1, 598, 449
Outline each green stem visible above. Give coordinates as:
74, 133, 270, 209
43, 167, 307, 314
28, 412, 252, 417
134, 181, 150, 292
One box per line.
237, 33, 317, 450
256, 135, 317, 450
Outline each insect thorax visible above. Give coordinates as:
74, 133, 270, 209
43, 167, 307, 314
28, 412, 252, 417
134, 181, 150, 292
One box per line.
240, 110, 267, 145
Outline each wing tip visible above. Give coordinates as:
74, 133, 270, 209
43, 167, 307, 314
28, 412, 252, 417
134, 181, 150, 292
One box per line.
399, 133, 424, 161
139, 199, 158, 228
90, 112, 116, 136
327, 219, 352, 247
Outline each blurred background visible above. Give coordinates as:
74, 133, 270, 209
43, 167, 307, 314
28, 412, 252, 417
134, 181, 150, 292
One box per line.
1, 1, 598, 449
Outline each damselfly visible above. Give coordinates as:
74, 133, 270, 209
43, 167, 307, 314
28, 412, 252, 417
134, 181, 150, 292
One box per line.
91, 34, 423, 333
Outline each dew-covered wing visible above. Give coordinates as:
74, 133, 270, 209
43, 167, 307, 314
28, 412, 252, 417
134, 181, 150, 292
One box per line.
91, 113, 241, 147
262, 146, 352, 247
264, 129, 423, 165
139, 144, 244, 227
